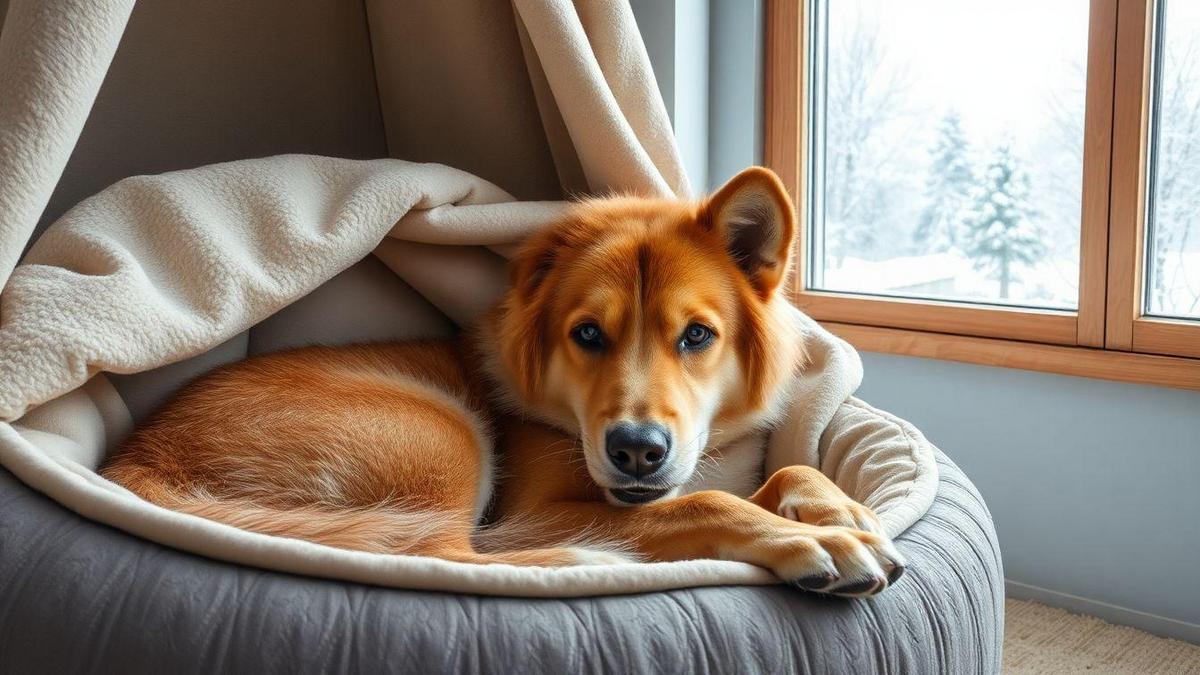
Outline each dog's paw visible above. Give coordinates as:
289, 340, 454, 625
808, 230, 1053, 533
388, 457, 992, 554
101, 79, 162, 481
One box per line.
777, 496, 883, 534
770, 526, 907, 598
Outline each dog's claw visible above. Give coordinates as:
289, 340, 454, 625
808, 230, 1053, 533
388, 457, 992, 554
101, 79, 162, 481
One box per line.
832, 576, 886, 596
794, 572, 838, 591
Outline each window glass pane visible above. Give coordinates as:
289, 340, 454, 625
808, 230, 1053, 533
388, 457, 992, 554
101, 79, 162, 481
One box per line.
808, 0, 1089, 309
1145, 0, 1200, 320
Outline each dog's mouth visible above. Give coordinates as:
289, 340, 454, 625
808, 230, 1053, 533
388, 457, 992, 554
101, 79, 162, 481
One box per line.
608, 486, 672, 504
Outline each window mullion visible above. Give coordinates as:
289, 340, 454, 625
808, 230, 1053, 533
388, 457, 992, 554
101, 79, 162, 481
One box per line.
1077, 0, 1121, 347
1104, 0, 1154, 350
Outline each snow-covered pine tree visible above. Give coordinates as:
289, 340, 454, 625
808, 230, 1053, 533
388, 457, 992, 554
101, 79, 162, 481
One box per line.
914, 111, 974, 252
963, 146, 1046, 299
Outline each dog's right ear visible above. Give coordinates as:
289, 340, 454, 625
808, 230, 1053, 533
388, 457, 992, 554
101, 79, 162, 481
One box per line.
508, 229, 560, 301
496, 230, 561, 402
703, 167, 797, 299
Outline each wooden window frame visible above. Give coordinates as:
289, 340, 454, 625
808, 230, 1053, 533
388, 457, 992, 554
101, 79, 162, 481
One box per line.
765, 0, 1200, 391
1106, 0, 1200, 360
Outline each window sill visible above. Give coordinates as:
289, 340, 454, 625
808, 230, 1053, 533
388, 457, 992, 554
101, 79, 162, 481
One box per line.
797, 291, 1079, 345
822, 321, 1200, 392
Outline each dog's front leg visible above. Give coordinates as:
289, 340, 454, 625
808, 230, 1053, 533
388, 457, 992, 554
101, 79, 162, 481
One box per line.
749, 465, 885, 534
535, 490, 904, 596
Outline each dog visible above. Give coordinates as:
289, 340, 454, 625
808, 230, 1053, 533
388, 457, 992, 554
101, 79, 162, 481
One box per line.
101, 167, 904, 596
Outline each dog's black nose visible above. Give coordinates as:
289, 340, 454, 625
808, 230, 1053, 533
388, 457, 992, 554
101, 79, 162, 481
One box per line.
605, 422, 671, 478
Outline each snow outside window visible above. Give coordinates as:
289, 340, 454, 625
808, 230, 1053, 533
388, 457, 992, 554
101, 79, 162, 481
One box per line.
807, 0, 1089, 310
1144, 0, 1200, 321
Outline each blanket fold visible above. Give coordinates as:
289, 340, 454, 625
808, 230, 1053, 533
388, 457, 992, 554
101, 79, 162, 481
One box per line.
0, 156, 554, 420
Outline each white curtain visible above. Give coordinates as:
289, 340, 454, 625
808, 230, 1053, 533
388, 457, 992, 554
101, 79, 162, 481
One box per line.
0, 0, 689, 300
0, 0, 136, 293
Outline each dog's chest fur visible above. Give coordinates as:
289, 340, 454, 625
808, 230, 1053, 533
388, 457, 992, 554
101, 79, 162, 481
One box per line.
682, 431, 769, 499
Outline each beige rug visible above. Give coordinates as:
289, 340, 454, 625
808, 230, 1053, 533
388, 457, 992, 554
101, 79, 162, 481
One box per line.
1004, 599, 1200, 674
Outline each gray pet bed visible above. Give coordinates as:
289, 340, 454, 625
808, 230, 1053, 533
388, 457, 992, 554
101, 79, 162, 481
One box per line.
0, 257, 1004, 674
0, 451, 1001, 673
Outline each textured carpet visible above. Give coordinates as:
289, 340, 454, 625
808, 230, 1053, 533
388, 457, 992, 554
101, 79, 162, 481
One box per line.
1004, 599, 1200, 674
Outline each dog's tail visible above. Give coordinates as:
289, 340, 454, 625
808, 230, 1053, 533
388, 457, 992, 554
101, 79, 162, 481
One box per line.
102, 465, 463, 554
159, 493, 462, 555
143, 490, 638, 566
104, 471, 637, 566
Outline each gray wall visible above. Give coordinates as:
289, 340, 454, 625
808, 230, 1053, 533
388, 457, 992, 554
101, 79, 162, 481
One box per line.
632, 0, 762, 193
630, 1, 677, 121
859, 353, 1200, 641
706, 0, 763, 190
645, 0, 1200, 643
631, 0, 711, 192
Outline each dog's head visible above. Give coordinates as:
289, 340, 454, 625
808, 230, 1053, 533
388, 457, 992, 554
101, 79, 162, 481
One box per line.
488, 167, 806, 505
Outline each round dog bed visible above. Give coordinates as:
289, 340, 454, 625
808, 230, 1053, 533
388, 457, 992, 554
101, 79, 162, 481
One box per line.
0, 444, 1000, 673
0, 252, 1004, 673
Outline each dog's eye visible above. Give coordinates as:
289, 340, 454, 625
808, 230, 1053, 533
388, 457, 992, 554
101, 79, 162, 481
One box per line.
680, 323, 715, 351
571, 322, 605, 351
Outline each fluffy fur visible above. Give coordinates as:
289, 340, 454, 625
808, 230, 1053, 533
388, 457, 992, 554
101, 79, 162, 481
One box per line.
102, 167, 905, 596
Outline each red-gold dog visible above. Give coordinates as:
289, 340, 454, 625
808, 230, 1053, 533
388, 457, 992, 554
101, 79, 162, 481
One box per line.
102, 167, 904, 596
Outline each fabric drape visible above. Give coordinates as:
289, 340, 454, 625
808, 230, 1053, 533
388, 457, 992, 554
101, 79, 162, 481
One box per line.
0, 0, 134, 293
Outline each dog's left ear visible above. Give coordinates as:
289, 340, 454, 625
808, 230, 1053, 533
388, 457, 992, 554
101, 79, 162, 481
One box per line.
703, 167, 796, 298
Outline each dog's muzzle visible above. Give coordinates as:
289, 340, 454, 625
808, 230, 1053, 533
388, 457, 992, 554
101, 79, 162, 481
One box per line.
601, 422, 678, 504
608, 486, 671, 504
604, 421, 671, 479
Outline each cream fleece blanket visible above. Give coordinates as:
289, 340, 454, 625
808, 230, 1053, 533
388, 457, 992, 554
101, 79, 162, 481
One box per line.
0, 155, 937, 597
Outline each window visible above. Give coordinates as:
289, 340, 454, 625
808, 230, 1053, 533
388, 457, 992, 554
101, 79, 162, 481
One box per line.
1144, 0, 1200, 321
765, 0, 1200, 389
810, 0, 1088, 310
